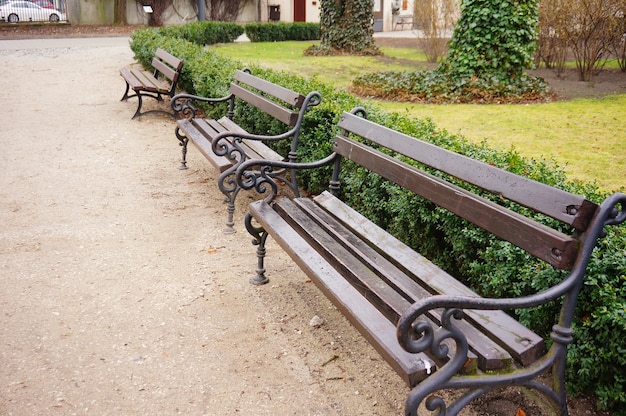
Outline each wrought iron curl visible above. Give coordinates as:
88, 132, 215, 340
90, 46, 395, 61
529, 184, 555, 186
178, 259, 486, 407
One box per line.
424, 395, 447, 415
605, 192, 626, 226
170, 96, 197, 118
218, 168, 238, 195
244, 165, 279, 201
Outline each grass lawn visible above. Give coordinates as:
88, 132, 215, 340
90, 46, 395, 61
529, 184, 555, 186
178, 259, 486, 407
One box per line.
213, 41, 625, 191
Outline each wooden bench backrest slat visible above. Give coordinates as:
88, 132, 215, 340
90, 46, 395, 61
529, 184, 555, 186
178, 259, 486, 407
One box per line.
230, 83, 300, 126
333, 135, 579, 270
151, 57, 180, 83
234, 69, 306, 108
337, 112, 598, 231
154, 48, 184, 72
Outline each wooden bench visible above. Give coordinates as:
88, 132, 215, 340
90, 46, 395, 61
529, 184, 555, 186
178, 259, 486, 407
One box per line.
170, 69, 321, 233
394, 15, 414, 31
235, 108, 626, 415
120, 48, 184, 119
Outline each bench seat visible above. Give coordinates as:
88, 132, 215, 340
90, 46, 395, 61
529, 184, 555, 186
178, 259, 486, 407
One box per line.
248, 193, 545, 385
120, 48, 184, 119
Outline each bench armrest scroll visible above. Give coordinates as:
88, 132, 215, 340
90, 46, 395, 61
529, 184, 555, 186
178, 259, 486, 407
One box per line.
171, 92, 233, 119
236, 153, 338, 201
397, 192, 626, 365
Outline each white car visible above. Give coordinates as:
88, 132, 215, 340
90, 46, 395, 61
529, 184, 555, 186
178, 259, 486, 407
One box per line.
0, 0, 65, 22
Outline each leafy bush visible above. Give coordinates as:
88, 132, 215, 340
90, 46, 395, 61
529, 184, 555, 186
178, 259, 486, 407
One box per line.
158, 21, 243, 45
129, 30, 626, 414
244, 22, 320, 42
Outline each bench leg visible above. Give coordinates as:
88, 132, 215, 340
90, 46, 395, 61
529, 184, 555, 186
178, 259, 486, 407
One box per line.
245, 213, 269, 285
218, 169, 239, 234
174, 126, 189, 170
121, 82, 132, 101
132, 94, 144, 119
125, 90, 177, 120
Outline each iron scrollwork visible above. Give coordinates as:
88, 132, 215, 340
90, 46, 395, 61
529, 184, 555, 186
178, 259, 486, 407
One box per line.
396, 192, 626, 416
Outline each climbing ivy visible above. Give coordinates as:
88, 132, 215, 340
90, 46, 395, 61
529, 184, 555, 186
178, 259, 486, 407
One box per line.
305, 0, 380, 56
352, 0, 547, 103
440, 0, 539, 82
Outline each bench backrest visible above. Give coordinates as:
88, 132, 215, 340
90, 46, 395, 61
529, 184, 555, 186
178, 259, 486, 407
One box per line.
230, 69, 306, 126
151, 48, 184, 90
333, 111, 599, 270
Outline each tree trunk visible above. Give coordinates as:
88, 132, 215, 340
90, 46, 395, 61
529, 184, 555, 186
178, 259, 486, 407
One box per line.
114, 0, 127, 24
306, 0, 380, 55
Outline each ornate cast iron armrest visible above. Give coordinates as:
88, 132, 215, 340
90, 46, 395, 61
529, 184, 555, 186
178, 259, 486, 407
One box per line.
235, 153, 339, 202
396, 192, 625, 416
398, 191, 626, 358
211, 90, 322, 162
171, 92, 233, 119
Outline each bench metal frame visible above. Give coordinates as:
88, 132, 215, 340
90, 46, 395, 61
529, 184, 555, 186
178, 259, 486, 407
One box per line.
234, 107, 626, 415
120, 48, 184, 119
170, 69, 321, 233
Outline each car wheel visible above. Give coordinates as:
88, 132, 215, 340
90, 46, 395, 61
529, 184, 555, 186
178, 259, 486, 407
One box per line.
49, 13, 59, 22
8, 13, 19, 23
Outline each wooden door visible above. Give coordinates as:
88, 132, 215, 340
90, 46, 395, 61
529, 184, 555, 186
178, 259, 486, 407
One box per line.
294, 0, 306, 21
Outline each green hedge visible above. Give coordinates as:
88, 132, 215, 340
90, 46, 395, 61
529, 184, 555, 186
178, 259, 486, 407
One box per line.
158, 21, 243, 45
244, 22, 321, 42
129, 29, 626, 414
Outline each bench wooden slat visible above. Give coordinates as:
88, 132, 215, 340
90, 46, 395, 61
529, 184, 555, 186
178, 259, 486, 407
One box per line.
128, 69, 160, 92
313, 191, 546, 366
119, 68, 144, 90
234, 69, 305, 108
338, 112, 598, 231
230, 83, 299, 126
249, 199, 437, 387
333, 135, 580, 270
151, 57, 179, 84
155, 48, 184, 72
180, 119, 232, 172
279, 197, 517, 371
217, 118, 285, 162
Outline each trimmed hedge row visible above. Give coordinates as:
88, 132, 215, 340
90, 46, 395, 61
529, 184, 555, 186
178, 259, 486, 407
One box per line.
139, 21, 321, 46
244, 22, 321, 42
129, 28, 626, 414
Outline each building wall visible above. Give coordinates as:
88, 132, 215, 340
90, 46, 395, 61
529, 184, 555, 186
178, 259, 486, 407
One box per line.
65, 0, 405, 30
66, 0, 114, 24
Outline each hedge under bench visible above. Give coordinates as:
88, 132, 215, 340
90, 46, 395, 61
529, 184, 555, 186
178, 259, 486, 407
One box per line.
235, 108, 626, 415
171, 69, 321, 233
119, 48, 184, 119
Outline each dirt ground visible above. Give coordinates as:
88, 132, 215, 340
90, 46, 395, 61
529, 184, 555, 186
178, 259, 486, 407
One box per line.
0, 25, 617, 416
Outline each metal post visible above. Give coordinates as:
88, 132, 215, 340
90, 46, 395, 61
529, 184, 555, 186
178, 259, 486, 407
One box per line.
197, 0, 204, 20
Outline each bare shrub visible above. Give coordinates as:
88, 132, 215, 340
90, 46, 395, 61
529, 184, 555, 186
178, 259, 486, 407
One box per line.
413, 0, 459, 63
536, 0, 568, 75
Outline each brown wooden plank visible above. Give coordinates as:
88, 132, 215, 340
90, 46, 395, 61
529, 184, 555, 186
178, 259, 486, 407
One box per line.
333, 135, 579, 270
230, 83, 299, 126
337, 112, 598, 231
314, 191, 546, 366
217, 118, 284, 162
152, 57, 178, 83
119, 68, 143, 90
248, 199, 437, 387
281, 197, 511, 371
128, 69, 159, 92
234, 69, 305, 108
155, 48, 184, 71
177, 119, 233, 172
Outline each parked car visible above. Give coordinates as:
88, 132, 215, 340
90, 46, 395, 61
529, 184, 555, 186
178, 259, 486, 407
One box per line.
30, 0, 54, 9
0, 0, 65, 22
